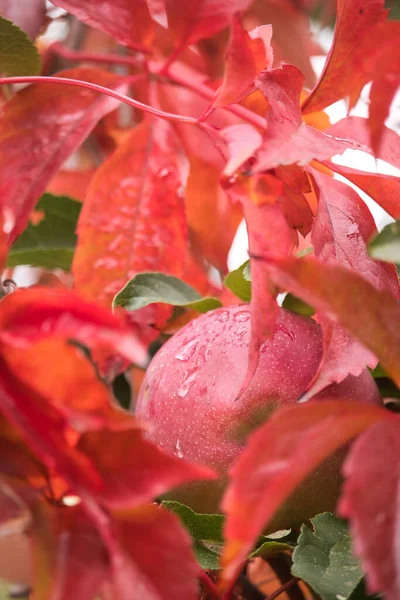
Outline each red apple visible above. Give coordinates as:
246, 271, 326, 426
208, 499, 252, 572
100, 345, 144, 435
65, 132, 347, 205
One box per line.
135, 305, 381, 531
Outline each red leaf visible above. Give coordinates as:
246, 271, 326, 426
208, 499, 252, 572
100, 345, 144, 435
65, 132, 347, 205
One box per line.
267, 256, 400, 387
301, 172, 399, 399
47, 168, 96, 202
328, 116, 400, 170
229, 180, 293, 397
32, 502, 108, 600
212, 15, 273, 108
77, 428, 216, 510
165, 0, 253, 49
366, 22, 400, 151
250, 0, 318, 89
73, 119, 189, 309
186, 157, 243, 273
326, 162, 400, 220
2, 339, 134, 432
221, 400, 388, 585
221, 124, 263, 178
0, 360, 103, 494
0, 67, 125, 244
247, 66, 359, 173
339, 418, 400, 600
0, 287, 147, 367
0, 0, 46, 39
51, 0, 154, 50
301, 0, 388, 114
114, 504, 201, 600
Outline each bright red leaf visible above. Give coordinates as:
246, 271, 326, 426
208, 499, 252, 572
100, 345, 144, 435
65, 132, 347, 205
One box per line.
0, 67, 125, 244
2, 339, 134, 432
164, 0, 253, 51
212, 15, 273, 108
0, 287, 147, 367
301, 0, 388, 114
229, 179, 293, 397
267, 256, 400, 387
113, 504, 201, 600
51, 0, 154, 51
301, 172, 399, 399
367, 21, 400, 151
77, 428, 216, 510
32, 501, 108, 600
339, 418, 400, 600
328, 116, 400, 170
73, 118, 189, 312
244, 65, 360, 174
326, 162, 400, 220
221, 400, 389, 585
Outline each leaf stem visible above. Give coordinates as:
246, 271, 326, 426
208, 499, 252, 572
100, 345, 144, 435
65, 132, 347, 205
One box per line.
49, 41, 148, 67
0, 75, 199, 125
199, 571, 221, 600
44, 43, 267, 130
166, 66, 267, 130
266, 578, 299, 600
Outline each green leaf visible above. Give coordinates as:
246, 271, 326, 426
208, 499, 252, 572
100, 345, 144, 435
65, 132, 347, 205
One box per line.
0, 15, 41, 76
193, 541, 220, 570
223, 260, 251, 301
162, 501, 224, 544
8, 194, 81, 271
368, 220, 400, 264
282, 293, 315, 317
162, 501, 224, 570
113, 273, 222, 313
292, 513, 363, 600
162, 501, 292, 569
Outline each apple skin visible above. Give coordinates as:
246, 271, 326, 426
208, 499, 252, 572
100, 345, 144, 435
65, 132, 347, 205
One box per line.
135, 305, 382, 531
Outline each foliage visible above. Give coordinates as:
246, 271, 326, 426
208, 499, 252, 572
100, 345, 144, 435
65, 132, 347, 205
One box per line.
0, 1, 399, 599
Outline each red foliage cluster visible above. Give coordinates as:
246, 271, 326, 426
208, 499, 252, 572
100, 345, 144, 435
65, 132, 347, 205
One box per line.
0, 1, 399, 599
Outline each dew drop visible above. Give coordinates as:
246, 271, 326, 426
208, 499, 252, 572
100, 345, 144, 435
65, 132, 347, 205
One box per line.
175, 439, 184, 458
175, 337, 200, 361
177, 369, 198, 397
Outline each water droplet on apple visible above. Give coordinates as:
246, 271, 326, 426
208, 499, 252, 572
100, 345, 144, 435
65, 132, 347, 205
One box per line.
175, 337, 200, 361
175, 439, 184, 458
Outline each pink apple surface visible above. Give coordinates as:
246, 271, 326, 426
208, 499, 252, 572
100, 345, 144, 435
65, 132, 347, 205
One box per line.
135, 305, 382, 528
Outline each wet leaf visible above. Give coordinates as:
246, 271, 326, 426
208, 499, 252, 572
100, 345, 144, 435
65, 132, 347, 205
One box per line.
0, 67, 125, 244
368, 220, 400, 264
339, 418, 400, 600
8, 194, 81, 271
0, 15, 40, 75
73, 120, 189, 313
292, 513, 363, 600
